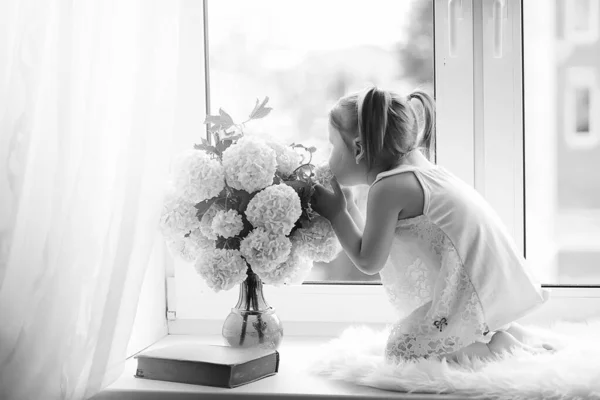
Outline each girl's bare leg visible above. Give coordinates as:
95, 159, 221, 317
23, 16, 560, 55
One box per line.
487, 330, 552, 355
445, 330, 553, 362
445, 341, 494, 362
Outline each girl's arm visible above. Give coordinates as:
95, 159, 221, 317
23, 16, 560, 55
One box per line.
328, 179, 404, 275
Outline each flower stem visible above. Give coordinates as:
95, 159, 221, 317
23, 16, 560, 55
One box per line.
247, 267, 265, 343
292, 163, 315, 179
239, 314, 248, 346
239, 266, 252, 346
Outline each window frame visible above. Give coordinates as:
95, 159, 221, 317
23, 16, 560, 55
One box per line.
478, 0, 525, 251
163, 0, 600, 334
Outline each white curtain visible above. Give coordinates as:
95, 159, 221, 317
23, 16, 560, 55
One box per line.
0, 1, 184, 398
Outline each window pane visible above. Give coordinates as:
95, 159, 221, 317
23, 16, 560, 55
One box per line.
524, 2, 600, 285
207, 0, 434, 282
575, 87, 591, 134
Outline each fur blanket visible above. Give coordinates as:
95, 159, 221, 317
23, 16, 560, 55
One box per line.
309, 321, 600, 400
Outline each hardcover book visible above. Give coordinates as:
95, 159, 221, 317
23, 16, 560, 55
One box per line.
134, 343, 280, 388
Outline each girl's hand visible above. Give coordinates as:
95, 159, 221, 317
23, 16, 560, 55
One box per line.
311, 177, 347, 221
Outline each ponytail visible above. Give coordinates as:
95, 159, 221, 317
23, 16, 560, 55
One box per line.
358, 87, 391, 168
408, 90, 436, 162
329, 87, 436, 169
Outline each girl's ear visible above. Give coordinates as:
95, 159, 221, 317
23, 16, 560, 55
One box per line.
353, 137, 365, 164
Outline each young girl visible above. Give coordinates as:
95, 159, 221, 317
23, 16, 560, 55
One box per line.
311, 86, 552, 362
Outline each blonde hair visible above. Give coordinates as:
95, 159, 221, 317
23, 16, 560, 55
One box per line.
328, 86, 436, 170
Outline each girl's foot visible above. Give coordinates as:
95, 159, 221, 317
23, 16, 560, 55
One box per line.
487, 330, 553, 356
505, 323, 559, 352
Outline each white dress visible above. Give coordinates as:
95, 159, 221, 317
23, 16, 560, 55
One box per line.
374, 164, 549, 361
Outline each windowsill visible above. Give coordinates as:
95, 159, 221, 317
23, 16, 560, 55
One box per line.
98, 288, 600, 399
92, 333, 467, 400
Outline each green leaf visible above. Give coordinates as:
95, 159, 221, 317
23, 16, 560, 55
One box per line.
204, 110, 235, 132
193, 143, 219, 155
272, 174, 283, 184
216, 236, 241, 251
214, 196, 229, 210
307, 146, 317, 153
195, 199, 216, 220
216, 139, 234, 154
248, 96, 272, 120
251, 106, 272, 119
207, 124, 222, 134
226, 134, 242, 142
248, 98, 261, 118
219, 108, 235, 129
239, 217, 253, 238
196, 189, 228, 219
222, 188, 254, 214
204, 115, 222, 125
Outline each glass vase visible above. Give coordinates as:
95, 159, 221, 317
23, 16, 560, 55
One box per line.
222, 267, 283, 349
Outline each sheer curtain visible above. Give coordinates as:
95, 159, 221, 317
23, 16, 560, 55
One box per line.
0, 1, 185, 399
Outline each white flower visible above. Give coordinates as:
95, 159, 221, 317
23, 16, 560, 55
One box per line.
222, 136, 277, 193
166, 237, 198, 263
245, 184, 302, 236
240, 228, 291, 272
189, 227, 216, 251
257, 244, 313, 287
166, 228, 215, 263
199, 204, 222, 240
313, 162, 334, 191
194, 248, 248, 292
291, 216, 341, 263
172, 149, 225, 203
211, 209, 244, 238
268, 141, 302, 177
159, 191, 201, 238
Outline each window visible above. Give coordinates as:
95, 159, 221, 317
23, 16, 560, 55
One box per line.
205, 0, 434, 283
166, 0, 600, 333
524, 2, 600, 284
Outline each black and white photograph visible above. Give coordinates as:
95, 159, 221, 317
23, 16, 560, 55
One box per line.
1, 0, 599, 399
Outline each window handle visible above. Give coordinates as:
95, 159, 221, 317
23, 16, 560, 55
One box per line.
493, 0, 506, 58
448, 0, 463, 58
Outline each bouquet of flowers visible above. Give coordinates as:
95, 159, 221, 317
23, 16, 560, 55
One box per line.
159, 97, 340, 292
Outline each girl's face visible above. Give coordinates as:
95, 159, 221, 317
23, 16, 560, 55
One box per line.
327, 123, 368, 186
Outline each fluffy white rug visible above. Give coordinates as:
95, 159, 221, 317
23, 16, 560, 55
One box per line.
308, 320, 600, 400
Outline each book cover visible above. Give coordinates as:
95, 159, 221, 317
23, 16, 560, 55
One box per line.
134, 343, 280, 388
